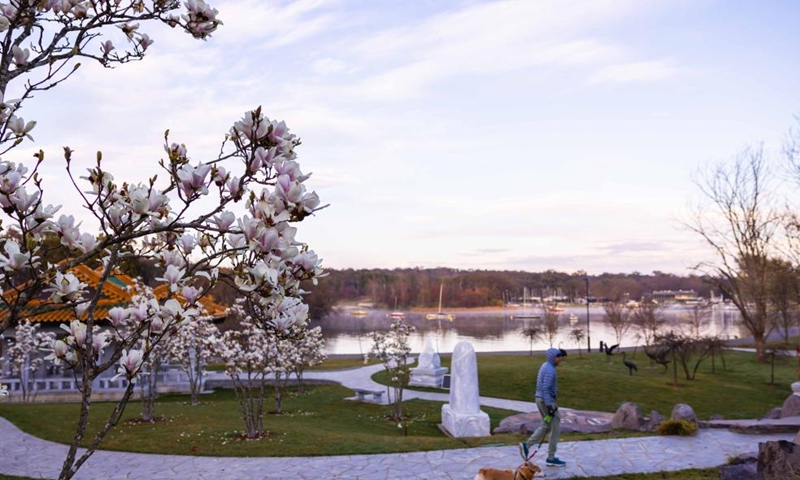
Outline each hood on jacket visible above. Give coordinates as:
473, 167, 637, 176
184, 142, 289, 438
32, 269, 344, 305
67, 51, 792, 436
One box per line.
545, 347, 560, 365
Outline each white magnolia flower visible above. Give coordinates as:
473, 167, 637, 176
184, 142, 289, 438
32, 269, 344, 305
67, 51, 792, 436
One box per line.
47, 272, 87, 303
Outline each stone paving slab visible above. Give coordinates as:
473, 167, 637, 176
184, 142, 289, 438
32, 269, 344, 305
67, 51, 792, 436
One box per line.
0, 416, 794, 479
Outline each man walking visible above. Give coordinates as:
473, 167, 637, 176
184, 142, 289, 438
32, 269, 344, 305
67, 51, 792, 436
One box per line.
519, 347, 567, 467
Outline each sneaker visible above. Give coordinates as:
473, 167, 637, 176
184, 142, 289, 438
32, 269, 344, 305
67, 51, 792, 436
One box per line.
546, 457, 566, 467
518, 442, 529, 459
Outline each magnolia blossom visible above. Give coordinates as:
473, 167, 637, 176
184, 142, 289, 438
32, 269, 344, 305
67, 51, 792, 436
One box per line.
156, 264, 185, 292
178, 233, 196, 254
160, 249, 186, 269
117, 349, 144, 380
108, 306, 129, 327
176, 163, 212, 198
209, 211, 235, 231
46, 272, 87, 303
12, 46, 30, 65
181, 285, 200, 305
0, 240, 35, 271
61, 320, 87, 347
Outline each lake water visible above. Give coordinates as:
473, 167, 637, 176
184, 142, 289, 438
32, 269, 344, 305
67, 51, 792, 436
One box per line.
315, 306, 746, 356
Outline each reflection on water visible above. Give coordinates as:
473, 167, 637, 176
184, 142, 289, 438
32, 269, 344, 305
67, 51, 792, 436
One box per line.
314, 306, 746, 355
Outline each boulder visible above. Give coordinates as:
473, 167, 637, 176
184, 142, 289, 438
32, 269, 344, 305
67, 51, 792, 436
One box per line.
794, 430, 800, 445
758, 440, 800, 480
719, 458, 761, 480
611, 402, 644, 431
781, 394, 800, 418
761, 407, 782, 420
644, 410, 664, 432
670, 403, 697, 423
710, 413, 725, 421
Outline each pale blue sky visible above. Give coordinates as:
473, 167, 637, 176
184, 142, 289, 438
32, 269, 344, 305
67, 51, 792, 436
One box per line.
13, 0, 800, 275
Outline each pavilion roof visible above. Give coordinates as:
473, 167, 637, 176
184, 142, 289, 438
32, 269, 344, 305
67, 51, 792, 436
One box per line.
0, 264, 228, 324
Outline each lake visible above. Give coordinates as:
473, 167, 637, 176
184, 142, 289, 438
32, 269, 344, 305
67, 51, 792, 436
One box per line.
314, 305, 746, 356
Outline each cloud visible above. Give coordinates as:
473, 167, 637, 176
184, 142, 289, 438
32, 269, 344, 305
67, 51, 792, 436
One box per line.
597, 241, 668, 255
588, 60, 679, 84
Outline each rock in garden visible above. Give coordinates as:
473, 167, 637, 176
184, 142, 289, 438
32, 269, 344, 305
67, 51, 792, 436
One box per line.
710, 413, 725, 420
761, 407, 782, 420
758, 440, 800, 480
670, 403, 697, 423
611, 402, 643, 431
781, 394, 800, 418
644, 410, 664, 432
718, 459, 761, 480
794, 430, 800, 445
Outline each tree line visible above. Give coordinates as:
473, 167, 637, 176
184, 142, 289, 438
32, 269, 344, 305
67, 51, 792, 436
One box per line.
292, 268, 715, 316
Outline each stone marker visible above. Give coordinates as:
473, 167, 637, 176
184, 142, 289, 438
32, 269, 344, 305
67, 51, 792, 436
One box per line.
409, 338, 448, 388
441, 341, 490, 437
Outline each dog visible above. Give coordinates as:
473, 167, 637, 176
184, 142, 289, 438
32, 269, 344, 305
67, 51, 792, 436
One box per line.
474, 461, 541, 480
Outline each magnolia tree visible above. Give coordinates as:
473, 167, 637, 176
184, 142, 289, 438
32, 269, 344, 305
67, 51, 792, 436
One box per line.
292, 325, 325, 393
367, 318, 415, 421
216, 299, 314, 438
4, 320, 55, 402
0, 3, 326, 479
165, 312, 220, 405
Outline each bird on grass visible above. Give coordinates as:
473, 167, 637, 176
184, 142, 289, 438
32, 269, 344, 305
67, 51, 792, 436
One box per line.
645, 347, 670, 372
622, 352, 638, 376
605, 343, 619, 361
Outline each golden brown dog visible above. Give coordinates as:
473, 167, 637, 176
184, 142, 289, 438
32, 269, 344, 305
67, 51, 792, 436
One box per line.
474, 461, 541, 480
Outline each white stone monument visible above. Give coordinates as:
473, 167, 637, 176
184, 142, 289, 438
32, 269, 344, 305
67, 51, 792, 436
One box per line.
409, 338, 448, 387
441, 341, 490, 437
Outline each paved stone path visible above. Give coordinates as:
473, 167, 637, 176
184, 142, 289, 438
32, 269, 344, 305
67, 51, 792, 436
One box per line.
0, 364, 794, 479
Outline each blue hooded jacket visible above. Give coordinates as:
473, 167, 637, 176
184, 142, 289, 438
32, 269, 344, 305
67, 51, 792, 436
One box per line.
535, 348, 560, 407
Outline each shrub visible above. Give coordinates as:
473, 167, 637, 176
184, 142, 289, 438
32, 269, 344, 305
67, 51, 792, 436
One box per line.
656, 419, 698, 436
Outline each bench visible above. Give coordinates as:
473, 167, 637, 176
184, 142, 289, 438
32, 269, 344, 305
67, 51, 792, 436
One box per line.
352, 388, 384, 402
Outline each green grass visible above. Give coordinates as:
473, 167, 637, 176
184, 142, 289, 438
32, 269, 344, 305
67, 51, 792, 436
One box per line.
0, 385, 520, 457
205, 356, 375, 372
379, 349, 795, 419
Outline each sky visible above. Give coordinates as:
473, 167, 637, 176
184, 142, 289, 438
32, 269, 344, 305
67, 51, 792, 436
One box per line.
10, 0, 800, 275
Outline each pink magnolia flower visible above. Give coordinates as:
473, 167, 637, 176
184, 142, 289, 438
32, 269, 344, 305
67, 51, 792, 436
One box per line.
108, 307, 129, 327
118, 349, 144, 379
209, 211, 235, 231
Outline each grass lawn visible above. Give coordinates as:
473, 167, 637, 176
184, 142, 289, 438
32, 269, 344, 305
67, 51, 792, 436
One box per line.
377, 349, 796, 420
0, 384, 521, 457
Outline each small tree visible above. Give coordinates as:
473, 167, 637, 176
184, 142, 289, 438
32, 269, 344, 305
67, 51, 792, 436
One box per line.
632, 302, 666, 363
217, 298, 310, 438
704, 335, 728, 373
368, 318, 415, 421
569, 327, 585, 358
604, 302, 633, 345
4, 320, 55, 402
682, 305, 711, 340
654, 331, 687, 386
292, 326, 326, 393
165, 314, 221, 405
542, 311, 560, 347
520, 324, 543, 356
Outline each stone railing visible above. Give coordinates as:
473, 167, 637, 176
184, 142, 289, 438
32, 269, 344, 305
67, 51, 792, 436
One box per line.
0, 365, 199, 401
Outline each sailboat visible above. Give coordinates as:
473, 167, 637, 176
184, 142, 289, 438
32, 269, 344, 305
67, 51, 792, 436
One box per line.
387, 296, 405, 319
512, 287, 541, 320
426, 282, 455, 321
